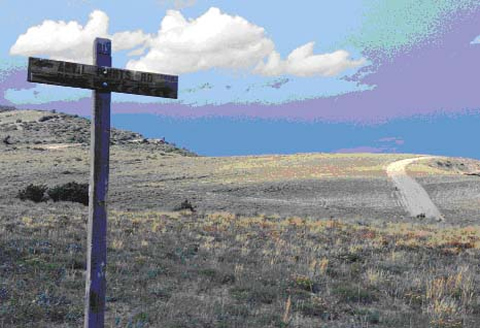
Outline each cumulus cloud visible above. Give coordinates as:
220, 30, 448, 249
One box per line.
10, 7, 365, 77
9, 10, 150, 64
111, 30, 151, 52
254, 42, 366, 77
126, 7, 275, 75
10, 10, 108, 64
128, 8, 364, 76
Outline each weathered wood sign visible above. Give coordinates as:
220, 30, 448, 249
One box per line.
28, 57, 178, 98
27, 38, 178, 328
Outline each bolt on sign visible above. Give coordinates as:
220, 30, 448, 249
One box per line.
27, 38, 178, 328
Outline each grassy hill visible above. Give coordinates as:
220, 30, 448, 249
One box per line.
1, 109, 480, 327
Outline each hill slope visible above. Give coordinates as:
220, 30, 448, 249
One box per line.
1, 109, 480, 327
0, 108, 197, 156
0, 108, 479, 224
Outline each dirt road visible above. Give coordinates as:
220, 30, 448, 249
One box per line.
386, 157, 444, 221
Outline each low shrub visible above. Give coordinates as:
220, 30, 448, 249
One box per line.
47, 182, 89, 206
174, 199, 196, 212
17, 184, 48, 202
38, 115, 56, 122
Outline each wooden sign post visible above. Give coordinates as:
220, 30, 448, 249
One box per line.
27, 38, 178, 328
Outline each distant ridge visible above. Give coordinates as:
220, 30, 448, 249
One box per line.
0, 104, 17, 112
0, 108, 197, 156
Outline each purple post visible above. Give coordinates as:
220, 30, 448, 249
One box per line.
84, 38, 111, 328
27, 35, 178, 328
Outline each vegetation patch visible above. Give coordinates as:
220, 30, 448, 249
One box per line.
17, 184, 48, 203
1, 210, 480, 327
17, 182, 89, 205
331, 284, 379, 303
47, 182, 89, 206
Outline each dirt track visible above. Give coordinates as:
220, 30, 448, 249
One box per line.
386, 157, 444, 221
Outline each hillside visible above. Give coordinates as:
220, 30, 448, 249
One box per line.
1, 109, 480, 327
1, 108, 479, 221
0, 108, 197, 157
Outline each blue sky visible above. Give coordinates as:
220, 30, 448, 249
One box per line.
1, 0, 480, 158
2, 0, 370, 106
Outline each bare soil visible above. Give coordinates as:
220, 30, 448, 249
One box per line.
386, 157, 443, 221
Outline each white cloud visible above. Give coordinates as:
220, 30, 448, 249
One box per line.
126, 7, 275, 75
127, 8, 364, 76
255, 42, 366, 77
111, 30, 151, 51
471, 35, 480, 44
127, 47, 148, 57
9, 10, 150, 64
10, 7, 365, 77
10, 10, 109, 64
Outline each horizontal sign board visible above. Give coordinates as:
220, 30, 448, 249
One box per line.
28, 57, 178, 99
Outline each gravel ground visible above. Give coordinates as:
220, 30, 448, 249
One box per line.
107, 174, 435, 226
415, 174, 480, 225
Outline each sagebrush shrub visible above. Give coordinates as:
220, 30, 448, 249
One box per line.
47, 182, 89, 206
175, 199, 196, 212
17, 184, 48, 202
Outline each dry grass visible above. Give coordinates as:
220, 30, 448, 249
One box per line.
2, 110, 480, 327
0, 147, 429, 222
0, 110, 45, 124
1, 208, 480, 327
214, 153, 417, 184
